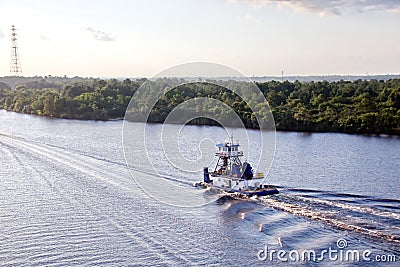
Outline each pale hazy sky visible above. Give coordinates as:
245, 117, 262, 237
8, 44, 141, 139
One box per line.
0, 0, 399, 77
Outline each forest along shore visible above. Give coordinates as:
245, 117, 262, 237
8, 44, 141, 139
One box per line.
0, 77, 399, 135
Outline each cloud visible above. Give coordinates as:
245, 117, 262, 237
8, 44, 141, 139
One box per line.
244, 12, 262, 24
230, 0, 400, 15
85, 27, 115, 41
40, 34, 50, 41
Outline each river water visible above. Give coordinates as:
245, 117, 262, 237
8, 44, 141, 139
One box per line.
0, 110, 399, 266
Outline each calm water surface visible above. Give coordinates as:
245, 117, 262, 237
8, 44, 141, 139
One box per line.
0, 110, 399, 266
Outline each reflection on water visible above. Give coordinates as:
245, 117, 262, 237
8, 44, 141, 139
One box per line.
0, 110, 399, 266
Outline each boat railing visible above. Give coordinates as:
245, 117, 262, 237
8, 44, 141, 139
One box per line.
215, 151, 244, 157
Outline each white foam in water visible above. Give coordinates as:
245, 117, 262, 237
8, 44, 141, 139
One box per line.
293, 195, 400, 220
259, 195, 400, 244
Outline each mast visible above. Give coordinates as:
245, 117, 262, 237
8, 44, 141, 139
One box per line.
213, 137, 243, 176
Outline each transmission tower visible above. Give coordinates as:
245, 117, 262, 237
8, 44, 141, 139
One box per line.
10, 25, 22, 76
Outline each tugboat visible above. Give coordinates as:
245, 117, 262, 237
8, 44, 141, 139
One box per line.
195, 136, 279, 197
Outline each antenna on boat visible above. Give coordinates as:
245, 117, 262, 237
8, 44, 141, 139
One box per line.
230, 132, 239, 145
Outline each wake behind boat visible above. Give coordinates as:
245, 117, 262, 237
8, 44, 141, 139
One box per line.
195, 137, 278, 197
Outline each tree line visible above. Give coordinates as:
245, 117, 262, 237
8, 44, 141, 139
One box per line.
0, 78, 141, 120
0, 78, 398, 135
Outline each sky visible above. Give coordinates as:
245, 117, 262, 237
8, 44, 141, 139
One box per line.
0, 0, 399, 78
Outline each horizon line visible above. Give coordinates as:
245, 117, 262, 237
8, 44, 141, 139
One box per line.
1, 73, 400, 79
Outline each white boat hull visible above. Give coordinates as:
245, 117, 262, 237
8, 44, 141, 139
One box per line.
195, 175, 279, 197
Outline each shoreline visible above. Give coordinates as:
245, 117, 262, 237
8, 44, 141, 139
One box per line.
2, 109, 398, 137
